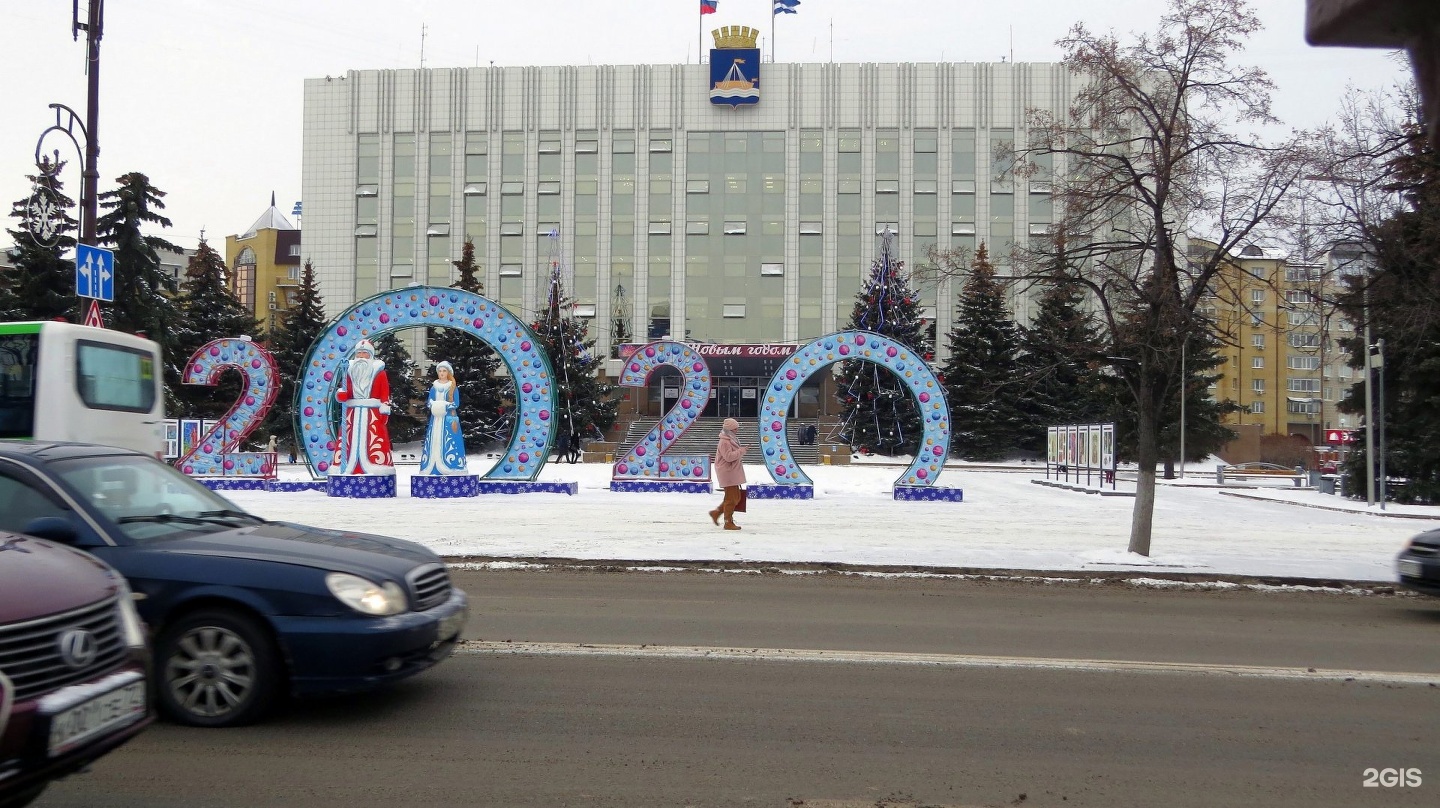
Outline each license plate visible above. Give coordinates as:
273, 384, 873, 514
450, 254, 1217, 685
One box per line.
438, 608, 467, 642
1398, 558, 1424, 579
47, 680, 147, 757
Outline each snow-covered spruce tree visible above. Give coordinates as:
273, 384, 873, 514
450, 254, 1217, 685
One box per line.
1017, 264, 1111, 452
941, 242, 1027, 460
372, 332, 426, 444
530, 269, 618, 449
95, 172, 184, 411
835, 230, 933, 456
171, 239, 263, 419
263, 259, 328, 452
425, 238, 514, 451
4, 158, 80, 322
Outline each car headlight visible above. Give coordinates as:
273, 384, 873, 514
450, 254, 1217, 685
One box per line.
326, 573, 408, 616
113, 579, 148, 650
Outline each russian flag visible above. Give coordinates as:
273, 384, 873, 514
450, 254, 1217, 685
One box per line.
701, 0, 717, 14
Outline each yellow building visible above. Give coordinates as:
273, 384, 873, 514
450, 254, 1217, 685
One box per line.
224, 196, 301, 332
1199, 242, 1360, 444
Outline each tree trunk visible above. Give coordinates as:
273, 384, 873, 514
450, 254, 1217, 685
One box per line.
1128, 379, 1158, 556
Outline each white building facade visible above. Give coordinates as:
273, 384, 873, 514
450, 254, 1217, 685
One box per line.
300, 59, 1078, 356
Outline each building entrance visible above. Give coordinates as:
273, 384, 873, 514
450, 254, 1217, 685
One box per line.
705, 378, 760, 418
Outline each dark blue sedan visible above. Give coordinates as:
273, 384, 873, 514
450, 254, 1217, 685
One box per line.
0, 441, 468, 728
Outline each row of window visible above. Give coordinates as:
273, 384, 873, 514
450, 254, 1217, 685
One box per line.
1246, 378, 1324, 393
1248, 401, 1322, 415
1248, 356, 1324, 370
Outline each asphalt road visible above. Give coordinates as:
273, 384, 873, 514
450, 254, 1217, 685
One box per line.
39, 569, 1440, 808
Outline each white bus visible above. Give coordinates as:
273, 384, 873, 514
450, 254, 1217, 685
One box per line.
0, 321, 165, 457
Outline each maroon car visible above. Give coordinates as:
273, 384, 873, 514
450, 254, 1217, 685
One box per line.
0, 532, 152, 808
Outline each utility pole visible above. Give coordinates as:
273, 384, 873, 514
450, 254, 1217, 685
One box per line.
1179, 336, 1187, 479
77, 0, 105, 247
1362, 287, 1376, 506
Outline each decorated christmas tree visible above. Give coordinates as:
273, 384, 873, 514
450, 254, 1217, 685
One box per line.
835, 230, 933, 456
171, 239, 264, 419
529, 239, 617, 452
424, 237, 514, 451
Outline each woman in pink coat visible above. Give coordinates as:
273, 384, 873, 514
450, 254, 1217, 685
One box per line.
709, 417, 748, 530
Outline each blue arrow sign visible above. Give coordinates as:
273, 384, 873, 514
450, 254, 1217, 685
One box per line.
75, 244, 115, 302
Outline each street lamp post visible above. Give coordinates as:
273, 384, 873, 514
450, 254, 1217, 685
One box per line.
1374, 338, 1387, 509
1179, 336, 1186, 479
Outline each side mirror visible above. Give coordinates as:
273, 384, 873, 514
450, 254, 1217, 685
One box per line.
22, 516, 83, 545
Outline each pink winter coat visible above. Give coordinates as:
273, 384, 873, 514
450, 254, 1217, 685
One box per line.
714, 431, 748, 488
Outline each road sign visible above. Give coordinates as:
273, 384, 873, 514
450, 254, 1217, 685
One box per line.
83, 299, 104, 328
1325, 429, 1355, 445
75, 243, 114, 302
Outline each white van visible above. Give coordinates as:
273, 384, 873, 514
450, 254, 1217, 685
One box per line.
0, 321, 165, 457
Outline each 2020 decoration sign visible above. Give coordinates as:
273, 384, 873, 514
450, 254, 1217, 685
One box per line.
612, 341, 713, 484
296, 288, 557, 480
758, 331, 950, 489
176, 337, 280, 477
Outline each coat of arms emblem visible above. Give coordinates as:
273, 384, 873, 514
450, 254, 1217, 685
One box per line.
709, 26, 760, 107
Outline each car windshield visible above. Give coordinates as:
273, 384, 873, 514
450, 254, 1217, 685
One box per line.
50, 454, 264, 543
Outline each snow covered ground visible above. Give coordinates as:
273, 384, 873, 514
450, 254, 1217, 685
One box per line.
217, 455, 1435, 583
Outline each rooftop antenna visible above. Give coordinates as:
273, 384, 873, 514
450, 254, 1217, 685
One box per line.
1009, 26, 1014, 64
829, 18, 833, 63
420, 23, 427, 69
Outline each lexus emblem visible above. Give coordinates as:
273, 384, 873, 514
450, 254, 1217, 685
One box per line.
58, 628, 97, 669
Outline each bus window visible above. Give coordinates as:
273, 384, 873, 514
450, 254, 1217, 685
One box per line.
0, 333, 39, 439
76, 340, 157, 413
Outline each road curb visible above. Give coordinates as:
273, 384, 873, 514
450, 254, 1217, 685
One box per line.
441, 555, 1409, 594
1216, 490, 1440, 520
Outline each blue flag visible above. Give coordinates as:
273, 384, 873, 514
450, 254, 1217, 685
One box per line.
773, 0, 799, 13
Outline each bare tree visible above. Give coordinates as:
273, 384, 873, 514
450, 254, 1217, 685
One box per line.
1018, 0, 1300, 555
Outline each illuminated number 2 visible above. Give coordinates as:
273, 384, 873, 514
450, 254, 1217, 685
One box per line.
177, 338, 280, 477
612, 341, 713, 482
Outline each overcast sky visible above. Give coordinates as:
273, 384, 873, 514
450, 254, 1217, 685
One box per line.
1, 0, 1409, 254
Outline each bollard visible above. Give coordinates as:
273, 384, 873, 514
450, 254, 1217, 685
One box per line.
1216, 464, 1226, 484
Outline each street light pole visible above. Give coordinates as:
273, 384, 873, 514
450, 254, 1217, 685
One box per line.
1179, 336, 1186, 479
77, 0, 105, 246
1375, 338, 1387, 510
1363, 294, 1376, 506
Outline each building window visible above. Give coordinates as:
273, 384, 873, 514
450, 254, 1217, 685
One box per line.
1288, 399, 1320, 414
1250, 313, 1264, 327
1253, 379, 1265, 393
799, 222, 822, 235
648, 221, 672, 235
687, 179, 710, 194
685, 220, 709, 235
649, 139, 673, 153
1288, 355, 1321, 370
1288, 310, 1320, 326
914, 180, 937, 194
760, 263, 784, 276
1252, 334, 1265, 349
1250, 401, 1264, 414
1285, 289, 1317, 305
1288, 378, 1321, 393
1250, 289, 1265, 305
875, 180, 900, 194
1252, 357, 1264, 369
538, 181, 561, 195
723, 221, 747, 235
722, 303, 746, 318
1289, 332, 1321, 348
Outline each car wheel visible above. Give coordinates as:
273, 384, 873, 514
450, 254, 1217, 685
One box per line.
155, 609, 280, 728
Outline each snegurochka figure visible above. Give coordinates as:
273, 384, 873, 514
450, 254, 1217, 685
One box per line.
419, 361, 468, 476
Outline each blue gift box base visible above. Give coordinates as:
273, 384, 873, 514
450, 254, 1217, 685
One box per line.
266, 481, 328, 493
746, 484, 814, 500
411, 475, 481, 498
326, 475, 398, 498
893, 485, 964, 502
476, 480, 579, 495
610, 480, 713, 494
197, 478, 270, 491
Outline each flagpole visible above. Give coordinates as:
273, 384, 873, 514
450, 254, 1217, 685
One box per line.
699, 7, 703, 65
772, 10, 776, 63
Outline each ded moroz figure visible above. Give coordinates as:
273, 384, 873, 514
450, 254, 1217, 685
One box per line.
419, 361, 468, 475
333, 339, 396, 475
